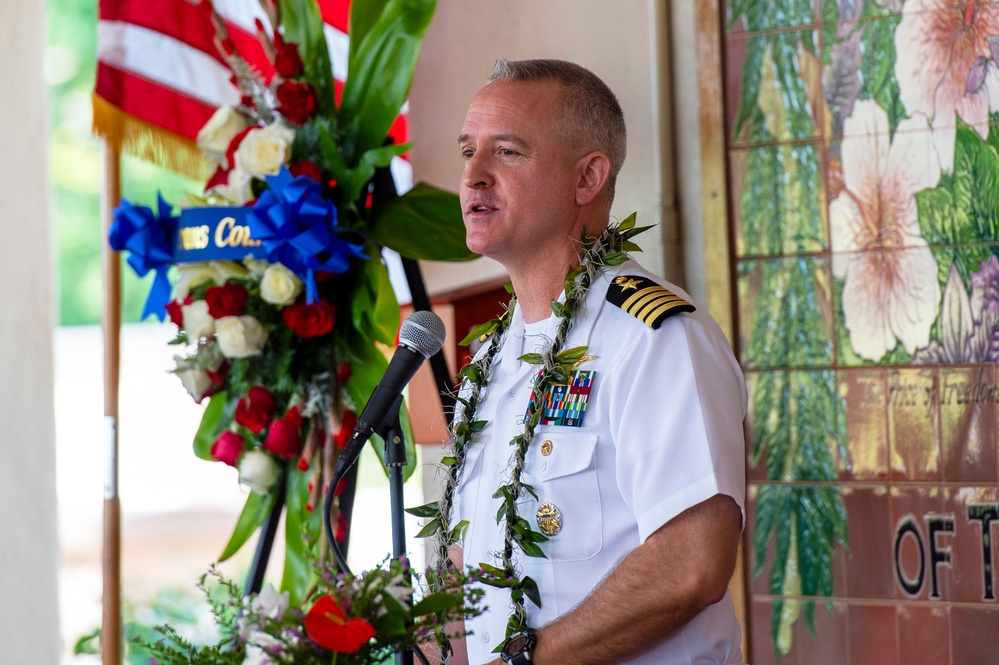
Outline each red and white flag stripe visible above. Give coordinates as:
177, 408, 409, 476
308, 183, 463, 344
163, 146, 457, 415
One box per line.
94, 0, 411, 190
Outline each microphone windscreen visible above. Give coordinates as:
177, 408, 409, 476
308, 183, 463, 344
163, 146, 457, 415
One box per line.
400, 310, 446, 358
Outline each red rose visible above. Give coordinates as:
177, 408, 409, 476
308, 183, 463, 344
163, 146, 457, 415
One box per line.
211, 431, 244, 467
283, 298, 335, 338
289, 160, 322, 182
274, 38, 304, 78
276, 80, 317, 125
205, 283, 249, 318
234, 386, 277, 433
335, 362, 351, 385
165, 294, 192, 327
334, 410, 357, 449
263, 407, 304, 459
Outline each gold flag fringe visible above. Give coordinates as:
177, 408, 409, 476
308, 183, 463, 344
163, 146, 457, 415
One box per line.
92, 94, 216, 183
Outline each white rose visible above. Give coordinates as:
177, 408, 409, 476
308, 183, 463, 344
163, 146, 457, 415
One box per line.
215, 315, 268, 358
182, 299, 215, 340
197, 105, 249, 157
174, 365, 214, 403
260, 264, 303, 306
234, 123, 296, 178
238, 450, 279, 494
207, 167, 253, 205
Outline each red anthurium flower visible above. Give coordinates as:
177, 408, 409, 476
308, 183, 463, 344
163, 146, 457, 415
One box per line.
262, 406, 304, 459
283, 298, 335, 338
234, 386, 277, 433
205, 283, 249, 318
211, 431, 244, 467
305, 595, 375, 653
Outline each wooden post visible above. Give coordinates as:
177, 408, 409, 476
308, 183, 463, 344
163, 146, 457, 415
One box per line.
101, 140, 123, 665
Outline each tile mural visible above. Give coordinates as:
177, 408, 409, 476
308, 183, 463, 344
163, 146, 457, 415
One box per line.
724, 1, 999, 662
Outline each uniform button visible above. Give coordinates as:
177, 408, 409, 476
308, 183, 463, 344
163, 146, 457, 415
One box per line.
508, 390, 516, 400
481, 632, 490, 643
541, 439, 553, 456
541, 461, 548, 472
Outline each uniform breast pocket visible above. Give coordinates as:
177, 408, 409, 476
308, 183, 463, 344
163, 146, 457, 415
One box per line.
528, 432, 602, 562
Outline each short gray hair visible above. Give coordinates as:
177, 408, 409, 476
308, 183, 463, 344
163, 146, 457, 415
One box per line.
488, 58, 627, 201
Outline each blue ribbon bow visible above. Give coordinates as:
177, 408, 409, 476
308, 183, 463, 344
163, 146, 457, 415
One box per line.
249, 167, 367, 303
108, 195, 177, 320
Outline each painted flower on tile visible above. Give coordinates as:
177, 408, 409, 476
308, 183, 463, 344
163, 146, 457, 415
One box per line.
829, 100, 941, 361
895, 0, 999, 171
915, 256, 999, 363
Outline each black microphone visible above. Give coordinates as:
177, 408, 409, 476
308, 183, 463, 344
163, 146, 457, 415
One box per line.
333, 310, 446, 476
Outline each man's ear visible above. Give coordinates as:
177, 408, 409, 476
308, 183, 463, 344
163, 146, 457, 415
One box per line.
575, 152, 611, 206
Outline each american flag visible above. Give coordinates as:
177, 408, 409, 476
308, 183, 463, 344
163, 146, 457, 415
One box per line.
93, 0, 412, 190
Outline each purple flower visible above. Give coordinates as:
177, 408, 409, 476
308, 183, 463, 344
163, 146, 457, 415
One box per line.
915, 257, 999, 363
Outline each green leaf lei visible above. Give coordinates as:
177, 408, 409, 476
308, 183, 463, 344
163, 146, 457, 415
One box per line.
410, 215, 648, 660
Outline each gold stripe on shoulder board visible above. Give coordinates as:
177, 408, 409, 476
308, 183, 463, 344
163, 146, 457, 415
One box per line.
606, 275, 695, 329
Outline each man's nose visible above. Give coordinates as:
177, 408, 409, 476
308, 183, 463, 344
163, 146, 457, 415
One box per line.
462, 153, 493, 188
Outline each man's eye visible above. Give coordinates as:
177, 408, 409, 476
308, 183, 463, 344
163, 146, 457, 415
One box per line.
461, 149, 474, 159
499, 148, 516, 156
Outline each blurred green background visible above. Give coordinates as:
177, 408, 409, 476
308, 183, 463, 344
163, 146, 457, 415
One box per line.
49, 0, 199, 326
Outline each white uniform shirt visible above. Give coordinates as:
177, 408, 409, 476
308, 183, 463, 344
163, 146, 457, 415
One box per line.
454, 260, 747, 665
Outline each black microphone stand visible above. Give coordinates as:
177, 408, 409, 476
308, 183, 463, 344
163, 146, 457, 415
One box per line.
380, 396, 414, 665
326, 394, 425, 665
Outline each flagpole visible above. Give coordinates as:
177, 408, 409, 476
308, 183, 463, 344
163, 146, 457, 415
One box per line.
101, 139, 123, 665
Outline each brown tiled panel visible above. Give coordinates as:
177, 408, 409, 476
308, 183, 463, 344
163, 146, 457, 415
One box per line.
887, 368, 942, 482
945, 487, 999, 604
843, 486, 896, 599
722, 2, 999, 664
950, 606, 999, 663
939, 365, 999, 483
890, 487, 948, 601
838, 368, 889, 481
898, 605, 951, 665
847, 603, 898, 665
794, 600, 850, 665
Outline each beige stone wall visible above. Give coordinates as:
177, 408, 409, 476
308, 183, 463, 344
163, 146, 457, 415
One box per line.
0, 0, 60, 662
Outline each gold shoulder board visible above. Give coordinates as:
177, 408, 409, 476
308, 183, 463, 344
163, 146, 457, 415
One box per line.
606, 275, 695, 329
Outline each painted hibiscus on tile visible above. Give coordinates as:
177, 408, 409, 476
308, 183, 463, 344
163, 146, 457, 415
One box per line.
895, 0, 999, 171
830, 99, 942, 361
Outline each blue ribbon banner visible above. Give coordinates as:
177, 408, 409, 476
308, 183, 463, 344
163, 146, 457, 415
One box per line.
109, 168, 370, 318
108, 195, 177, 321
175, 207, 268, 263
248, 169, 366, 303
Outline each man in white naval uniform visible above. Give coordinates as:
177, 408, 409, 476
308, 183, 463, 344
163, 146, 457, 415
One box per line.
449, 59, 747, 665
